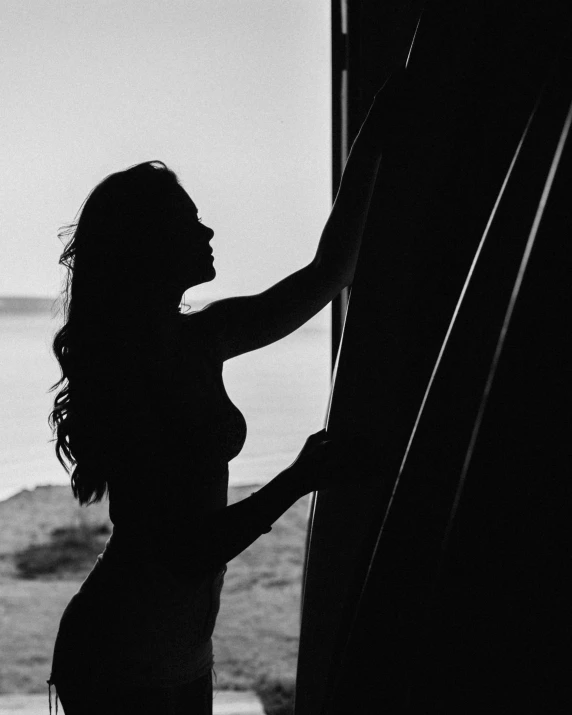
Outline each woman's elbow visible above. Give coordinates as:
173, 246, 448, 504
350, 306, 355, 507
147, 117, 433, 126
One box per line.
311, 257, 353, 295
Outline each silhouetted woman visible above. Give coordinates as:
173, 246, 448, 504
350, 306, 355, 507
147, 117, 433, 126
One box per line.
46, 80, 393, 714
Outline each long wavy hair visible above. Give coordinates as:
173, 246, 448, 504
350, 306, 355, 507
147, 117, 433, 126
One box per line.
49, 160, 184, 505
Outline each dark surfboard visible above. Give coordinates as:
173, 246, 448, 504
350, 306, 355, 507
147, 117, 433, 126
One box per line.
295, 3, 572, 713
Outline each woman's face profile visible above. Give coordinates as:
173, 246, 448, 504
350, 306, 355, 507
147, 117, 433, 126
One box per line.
168, 186, 216, 291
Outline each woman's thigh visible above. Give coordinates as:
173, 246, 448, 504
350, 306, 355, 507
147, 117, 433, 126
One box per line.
55, 672, 213, 715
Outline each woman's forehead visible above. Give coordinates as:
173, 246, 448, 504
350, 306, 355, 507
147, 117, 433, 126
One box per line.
174, 186, 199, 217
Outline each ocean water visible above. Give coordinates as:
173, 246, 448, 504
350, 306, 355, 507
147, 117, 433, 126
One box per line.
0, 298, 331, 502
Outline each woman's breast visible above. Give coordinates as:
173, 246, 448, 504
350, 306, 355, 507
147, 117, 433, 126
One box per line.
172, 354, 247, 464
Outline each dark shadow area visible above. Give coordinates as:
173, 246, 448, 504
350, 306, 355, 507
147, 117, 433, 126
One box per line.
253, 675, 295, 715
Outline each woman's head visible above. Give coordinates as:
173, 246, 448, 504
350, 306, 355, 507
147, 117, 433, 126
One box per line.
65, 161, 215, 317
49, 160, 215, 505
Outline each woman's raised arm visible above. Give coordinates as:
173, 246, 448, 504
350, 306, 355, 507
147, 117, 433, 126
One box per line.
195, 70, 407, 361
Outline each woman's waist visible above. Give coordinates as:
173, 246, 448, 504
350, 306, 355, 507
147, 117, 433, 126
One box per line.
101, 523, 210, 570
98, 524, 164, 566
82, 528, 226, 594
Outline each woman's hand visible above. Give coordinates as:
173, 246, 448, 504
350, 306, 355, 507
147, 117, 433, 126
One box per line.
287, 429, 378, 494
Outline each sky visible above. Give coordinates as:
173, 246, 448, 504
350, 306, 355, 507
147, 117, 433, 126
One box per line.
0, 0, 331, 304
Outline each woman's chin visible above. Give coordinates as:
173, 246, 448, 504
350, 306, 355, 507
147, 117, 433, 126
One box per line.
185, 265, 216, 290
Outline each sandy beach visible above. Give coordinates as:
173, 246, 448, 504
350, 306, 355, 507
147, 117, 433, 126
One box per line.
0, 484, 310, 693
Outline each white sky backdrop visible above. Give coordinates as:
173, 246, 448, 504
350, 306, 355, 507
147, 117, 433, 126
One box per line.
0, 0, 331, 304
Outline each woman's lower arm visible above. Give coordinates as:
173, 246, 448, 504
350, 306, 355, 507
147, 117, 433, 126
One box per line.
175, 467, 306, 574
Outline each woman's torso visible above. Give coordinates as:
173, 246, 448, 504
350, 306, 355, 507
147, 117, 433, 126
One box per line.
50, 311, 247, 689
